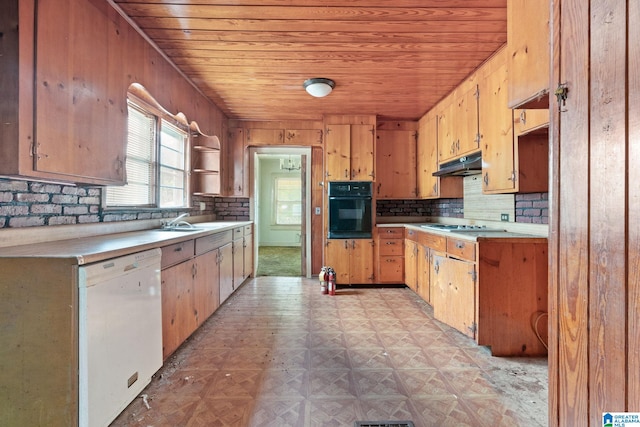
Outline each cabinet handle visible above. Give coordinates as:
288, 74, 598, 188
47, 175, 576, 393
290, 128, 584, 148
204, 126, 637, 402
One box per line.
175, 247, 183, 252
351, 240, 356, 249
344, 169, 349, 178
455, 242, 465, 249
483, 172, 489, 186
344, 240, 348, 249
386, 241, 395, 245
520, 110, 526, 125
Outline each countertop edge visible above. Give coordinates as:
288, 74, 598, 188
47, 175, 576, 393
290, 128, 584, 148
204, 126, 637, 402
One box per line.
378, 222, 548, 242
0, 221, 253, 264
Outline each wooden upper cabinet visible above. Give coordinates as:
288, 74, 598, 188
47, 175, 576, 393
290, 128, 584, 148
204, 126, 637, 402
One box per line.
478, 49, 517, 194
246, 128, 284, 145
284, 129, 323, 146
507, 0, 550, 109
438, 83, 480, 163
0, 0, 127, 185
376, 124, 417, 199
349, 124, 375, 181
325, 124, 351, 180
416, 112, 439, 199
513, 109, 549, 137
324, 123, 374, 181
225, 128, 247, 196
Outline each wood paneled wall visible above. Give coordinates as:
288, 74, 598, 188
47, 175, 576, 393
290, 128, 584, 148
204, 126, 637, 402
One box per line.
549, 0, 640, 425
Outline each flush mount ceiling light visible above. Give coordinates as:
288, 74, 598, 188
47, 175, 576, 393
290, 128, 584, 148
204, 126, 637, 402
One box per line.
303, 78, 335, 98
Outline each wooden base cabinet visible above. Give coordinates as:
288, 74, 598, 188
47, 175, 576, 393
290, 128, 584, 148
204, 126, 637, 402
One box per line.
404, 238, 419, 291
218, 242, 234, 304
325, 239, 375, 285
243, 224, 254, 280
432, 254, 477, 339
403, 227, 547, 356
377, 227, 404, 284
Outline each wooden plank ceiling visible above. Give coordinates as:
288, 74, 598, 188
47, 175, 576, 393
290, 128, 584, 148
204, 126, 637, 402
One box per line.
112, 0, 507, 122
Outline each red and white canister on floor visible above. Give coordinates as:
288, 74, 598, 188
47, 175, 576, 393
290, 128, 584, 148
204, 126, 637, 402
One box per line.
319, 267, 328, 294
327, 270, 336, 296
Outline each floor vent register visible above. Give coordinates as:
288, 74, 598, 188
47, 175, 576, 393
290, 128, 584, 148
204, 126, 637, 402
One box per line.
354, 422, 415, 427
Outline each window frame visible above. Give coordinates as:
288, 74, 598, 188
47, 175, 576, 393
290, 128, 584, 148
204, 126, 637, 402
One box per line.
272, 174, 302, 226
105, 95, 191, 210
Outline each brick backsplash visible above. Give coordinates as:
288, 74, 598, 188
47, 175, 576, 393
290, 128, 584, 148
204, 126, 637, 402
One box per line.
0, 178, 217, 229
213, 197, 250, 221
376, 198, 464, 218
515, 192, 549, 224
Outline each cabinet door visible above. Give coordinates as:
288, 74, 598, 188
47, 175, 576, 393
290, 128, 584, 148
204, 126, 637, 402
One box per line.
232, 238, 244, 289
325, 240, 351, 284
417, 245, 431, 303
350, 124, 375, 181
35, 0, 126, 184
404, 239, 418, 292
480, 57, 516, 193
507, 0, 550, 108
417, 112, 440, 198
349, 239, 375, 284
438, 100, 456, 162
514, 109, 549, 137
218, 243, 234, 303
161, 261, 196, 359
325, 124, 351, 180
194, 250, 219, 323
284, 129, 323, 146
246, 128, 284, 145
432, 255, 476, 339
455, 85, 481, 157
376, 130, 416, 198
226, 128, 246, 196
243, 233, 253, 279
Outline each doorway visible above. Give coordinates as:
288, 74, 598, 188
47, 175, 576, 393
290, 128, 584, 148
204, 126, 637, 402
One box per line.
249, 147, 312, 278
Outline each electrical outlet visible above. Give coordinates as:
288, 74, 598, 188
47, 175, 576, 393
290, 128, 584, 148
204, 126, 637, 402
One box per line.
501, 213, 509, 222
199, 202, 206, 211
315, 207, 321, 215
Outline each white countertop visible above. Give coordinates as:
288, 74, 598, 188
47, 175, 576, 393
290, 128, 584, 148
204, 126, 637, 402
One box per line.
0, 221, 252, 265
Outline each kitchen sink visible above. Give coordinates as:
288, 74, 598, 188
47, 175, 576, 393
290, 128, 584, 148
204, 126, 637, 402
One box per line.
419, 224, 505, 232
157, 226, 206, 232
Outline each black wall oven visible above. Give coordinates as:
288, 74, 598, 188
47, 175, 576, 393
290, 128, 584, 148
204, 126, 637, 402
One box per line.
327, 181, 373, 239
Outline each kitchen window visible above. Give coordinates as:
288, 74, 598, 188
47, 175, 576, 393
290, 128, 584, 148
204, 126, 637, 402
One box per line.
274, 176, 301, 225
106, 101, 190, 208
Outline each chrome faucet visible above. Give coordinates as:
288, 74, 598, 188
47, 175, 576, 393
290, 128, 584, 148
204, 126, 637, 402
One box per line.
163, 213, 192, 229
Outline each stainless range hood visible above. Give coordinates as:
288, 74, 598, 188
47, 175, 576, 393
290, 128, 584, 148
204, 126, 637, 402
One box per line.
432, 153, 482, 177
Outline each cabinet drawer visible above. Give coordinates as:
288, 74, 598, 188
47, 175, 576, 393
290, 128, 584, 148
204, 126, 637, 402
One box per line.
446, 238, 476, 261
161, 240, 195, 269
404, 228, 420, 242
420, 232, 446, 252
195, 230, 232, 255
244, 224, 253, 235
379, 227, 404, 238
233, 227, 244, 240
378, 256, 404, 283
379, 239, 404, 256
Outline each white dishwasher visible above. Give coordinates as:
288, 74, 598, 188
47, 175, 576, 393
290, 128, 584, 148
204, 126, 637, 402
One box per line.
78, 248, 163, 427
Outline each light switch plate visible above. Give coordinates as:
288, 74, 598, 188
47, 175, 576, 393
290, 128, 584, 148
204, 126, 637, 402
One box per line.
315, 207, 321, 215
